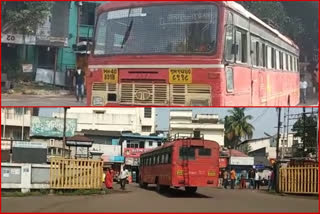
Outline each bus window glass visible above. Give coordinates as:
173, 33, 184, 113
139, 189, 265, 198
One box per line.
262, 44, 266, 67
279, 52, 284, 70
267, 46, 272, 69
256, 41, 260, 67
225, 25, 234, 61
251, 39, 257, 66
95, 4, 219, 55
165, 154, 168, 163
276, 50, 280, 70
199, 148, 211, 156
179, 147, 195, 160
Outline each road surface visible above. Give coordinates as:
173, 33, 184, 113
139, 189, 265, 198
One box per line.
1, 94, 86, 107
1, 184, 318, 213
2, 94, 318, 107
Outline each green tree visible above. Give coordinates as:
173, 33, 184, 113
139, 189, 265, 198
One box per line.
239, 1, 319, 62
2, 2, 53, 35
224, 108, 255, 149
291, 114, 318, 157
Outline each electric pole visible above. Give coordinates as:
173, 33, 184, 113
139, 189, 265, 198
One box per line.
276, 108, 282, 160
62, 107, 69, 158
302, 107, 306, 157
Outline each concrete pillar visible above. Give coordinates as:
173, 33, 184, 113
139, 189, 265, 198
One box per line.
21, 164, 31, 193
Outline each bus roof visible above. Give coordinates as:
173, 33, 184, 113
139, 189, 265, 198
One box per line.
98, 1, 298, 50
140, 138, 220, 156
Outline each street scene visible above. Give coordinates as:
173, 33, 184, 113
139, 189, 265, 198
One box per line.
1, 1, 319, 106
1, 107, 319, 213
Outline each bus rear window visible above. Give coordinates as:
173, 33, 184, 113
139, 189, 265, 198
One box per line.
199, 148, 211, 156
179, 147, 195, 160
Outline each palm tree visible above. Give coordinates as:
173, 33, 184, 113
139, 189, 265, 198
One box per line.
224, 108, 255, 149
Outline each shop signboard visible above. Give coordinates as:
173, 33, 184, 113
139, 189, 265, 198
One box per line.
102, 155, 124, 163
229, 157, 254, 166
125, 157, 140, 166
30, 116, 77, 138
124, 148, 151, 158
219, 158, 228, 168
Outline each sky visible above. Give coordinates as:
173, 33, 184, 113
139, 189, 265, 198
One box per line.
39, 107, 317, 139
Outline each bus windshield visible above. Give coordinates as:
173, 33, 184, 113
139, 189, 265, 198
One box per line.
94, 4, 218, 56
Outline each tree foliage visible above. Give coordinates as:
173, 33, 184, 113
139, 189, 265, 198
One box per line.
239, 1, 318, 61
2, 2, 53, 35
291, 114, 318, 157
224, 108, 255, 149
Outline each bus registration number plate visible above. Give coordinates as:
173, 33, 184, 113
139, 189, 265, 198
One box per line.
103, 68, 118, 83
208, 171, 216, 177
169, 68, 192, 84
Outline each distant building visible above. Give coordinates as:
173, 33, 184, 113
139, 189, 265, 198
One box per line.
169, 110, 224, 146
53, 108, 156, 136
1, 108, 39, 141
29, 116, 78, 162
238, 134, 302, 160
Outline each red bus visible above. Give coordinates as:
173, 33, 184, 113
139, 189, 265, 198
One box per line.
88, 1, 300, 106
139, 137, 220, 193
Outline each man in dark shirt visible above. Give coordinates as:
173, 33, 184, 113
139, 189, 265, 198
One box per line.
75, 67, 85, 102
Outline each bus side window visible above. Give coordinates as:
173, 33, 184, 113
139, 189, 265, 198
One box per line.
235, 30, 248, 64
279, 52, 284, 70
199, 148, 211, 156
267, 46, 272, 69
261, 43, 266, 68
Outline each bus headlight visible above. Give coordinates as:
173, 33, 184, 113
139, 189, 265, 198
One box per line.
92, 96, 104, 106
226, 67, 234, 93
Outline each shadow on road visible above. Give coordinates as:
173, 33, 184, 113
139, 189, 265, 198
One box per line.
143, 186, 213, 198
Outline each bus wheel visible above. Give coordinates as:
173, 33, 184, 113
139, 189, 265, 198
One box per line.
139, 177, 147, 188
185, 187, 197, 194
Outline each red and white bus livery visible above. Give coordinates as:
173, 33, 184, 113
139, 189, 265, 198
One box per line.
88, 1, 300, 106
139, 137, 220, 193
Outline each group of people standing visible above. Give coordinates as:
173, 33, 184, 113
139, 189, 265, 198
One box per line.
220, 168, 275, 191
104, 168, 130, 190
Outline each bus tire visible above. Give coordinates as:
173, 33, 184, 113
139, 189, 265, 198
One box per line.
139, 178, 148, 188
185, 187, 197, 194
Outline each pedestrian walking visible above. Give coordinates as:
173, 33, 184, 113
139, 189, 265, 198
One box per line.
230, 169, 236, 189
105, 168, 113, 189
119, 168, 129, 190
219, 169, 225, 188
300, 77, 308, 104
223, 170, 229, 189
248, 168, 255, 189
240, 170, 247, 189
255, 170, 261, 190
268, 170, 274, 191
75, 67, 85, 102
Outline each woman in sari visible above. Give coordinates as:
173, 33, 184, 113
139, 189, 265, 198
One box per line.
105, 168, 113, 189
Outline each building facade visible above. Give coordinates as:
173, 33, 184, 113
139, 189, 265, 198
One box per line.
1, 2, 101, 86
239, 134, 302, 160
169, 110, 225, 146
53, 108, 156, 136
1, 108, 39, 140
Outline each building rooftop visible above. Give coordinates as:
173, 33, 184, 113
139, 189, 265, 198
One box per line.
81, 129, 122, 137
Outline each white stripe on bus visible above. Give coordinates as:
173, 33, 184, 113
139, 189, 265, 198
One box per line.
88, 64, 225, 69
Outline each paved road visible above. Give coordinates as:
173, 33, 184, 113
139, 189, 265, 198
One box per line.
2, 184, 318, 213
1, 94, 86, 107
2, 94, 318, 107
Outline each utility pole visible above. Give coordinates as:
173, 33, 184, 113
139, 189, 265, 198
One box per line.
21, 108, 25, 141
3, 108, 6, 139
62, 107, 69, 158
302, 107, 306, 157
282, 109, 286, 159
276, 108, 282, 160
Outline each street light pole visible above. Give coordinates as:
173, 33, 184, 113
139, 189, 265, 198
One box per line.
62, 107, 68, 158
276, 108, 282, 160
